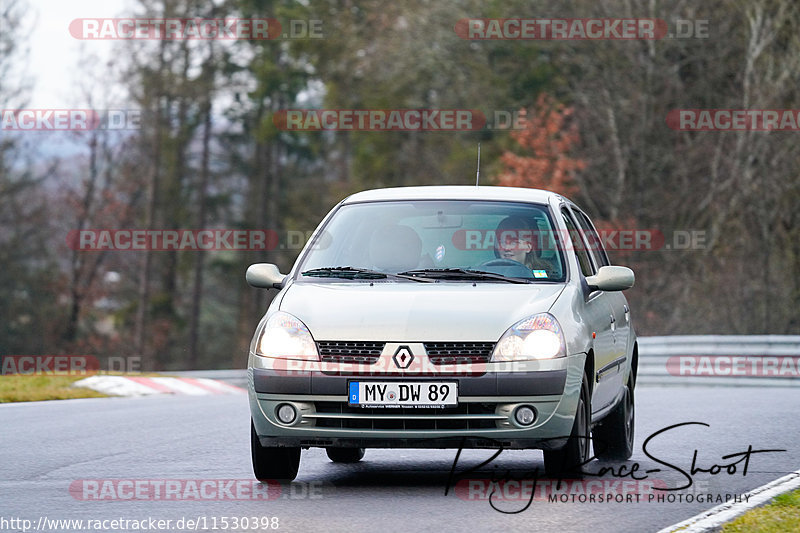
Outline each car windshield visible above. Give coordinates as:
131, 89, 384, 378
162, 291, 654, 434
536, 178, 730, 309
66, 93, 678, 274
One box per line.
297, 200, 567, 282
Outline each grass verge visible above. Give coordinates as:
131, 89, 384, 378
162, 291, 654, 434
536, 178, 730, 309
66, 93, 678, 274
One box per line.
0, 372, 166, 403
0, 374, 108, 402
722, 488, 800, 533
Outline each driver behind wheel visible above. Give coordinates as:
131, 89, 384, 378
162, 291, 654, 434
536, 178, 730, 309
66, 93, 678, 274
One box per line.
495, 215, 533, 264
493, 216, 555, 275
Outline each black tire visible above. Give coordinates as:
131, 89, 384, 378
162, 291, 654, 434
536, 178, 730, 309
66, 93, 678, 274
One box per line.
326, 447, 365, 463
593, 378, 635, 461
544, 373, 591, 478
251, 421, 300, 481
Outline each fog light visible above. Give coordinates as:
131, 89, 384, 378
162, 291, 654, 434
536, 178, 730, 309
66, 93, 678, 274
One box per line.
276, 404, 297, 424
514, 406, 536, 426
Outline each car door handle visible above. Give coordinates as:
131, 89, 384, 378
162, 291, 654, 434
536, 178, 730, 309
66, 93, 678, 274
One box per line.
609, 314, 616, 331
623, 305, 630, 322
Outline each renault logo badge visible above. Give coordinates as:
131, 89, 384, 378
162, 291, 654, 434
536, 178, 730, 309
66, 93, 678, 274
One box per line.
392, 346, 414, 369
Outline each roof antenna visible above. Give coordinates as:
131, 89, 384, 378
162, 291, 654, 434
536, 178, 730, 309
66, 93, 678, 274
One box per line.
475, 143, 481, 186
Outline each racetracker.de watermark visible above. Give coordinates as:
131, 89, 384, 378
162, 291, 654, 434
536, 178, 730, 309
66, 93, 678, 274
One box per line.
273, 109, 486, 131
450, 229, 706, 252
667, 356, 800, 378
454, 18, 668, 40
68, 18, 322, 40
0, 516, 280, 533
0, 109, 141, 131
0, 355, 141, 375
667, 109, 800, 131
68, 479, 329, 500
258, 357, 528, 377
455, 478, 666, 503
67, 229, 280, 251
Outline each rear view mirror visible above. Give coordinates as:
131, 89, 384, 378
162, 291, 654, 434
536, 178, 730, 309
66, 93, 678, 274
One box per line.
246, 263, 286, 289
421, 213, 463, 229
585, 265, 634, 291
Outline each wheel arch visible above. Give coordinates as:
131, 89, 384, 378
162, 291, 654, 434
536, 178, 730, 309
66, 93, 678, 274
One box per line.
584, 349, 595, 396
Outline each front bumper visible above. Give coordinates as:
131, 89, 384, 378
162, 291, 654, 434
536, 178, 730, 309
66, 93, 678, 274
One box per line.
248, 353, 586, 450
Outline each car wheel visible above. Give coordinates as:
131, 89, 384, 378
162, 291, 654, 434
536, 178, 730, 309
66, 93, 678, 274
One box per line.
543, 372, 591, 478
593, 378, 635, 461
326, 447, 365, 463
251, 420, 301, 481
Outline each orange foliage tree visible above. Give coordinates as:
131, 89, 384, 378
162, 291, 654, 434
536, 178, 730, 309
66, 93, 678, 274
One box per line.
496, 93, 585, 196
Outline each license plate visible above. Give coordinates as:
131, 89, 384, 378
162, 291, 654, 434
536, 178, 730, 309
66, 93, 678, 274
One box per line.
348, 381, 458, 407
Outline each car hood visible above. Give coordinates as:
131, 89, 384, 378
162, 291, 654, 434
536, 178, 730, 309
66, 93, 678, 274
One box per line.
278, 281, 565, 342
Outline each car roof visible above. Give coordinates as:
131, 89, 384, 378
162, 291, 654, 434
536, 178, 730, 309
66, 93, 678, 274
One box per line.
342, 185, 567, 205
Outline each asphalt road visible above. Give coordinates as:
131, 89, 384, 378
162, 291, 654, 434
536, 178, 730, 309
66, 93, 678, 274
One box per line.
1, 386, 798, 533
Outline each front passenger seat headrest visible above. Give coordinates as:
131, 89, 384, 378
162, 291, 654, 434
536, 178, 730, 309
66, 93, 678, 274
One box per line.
369, 225, 422, 272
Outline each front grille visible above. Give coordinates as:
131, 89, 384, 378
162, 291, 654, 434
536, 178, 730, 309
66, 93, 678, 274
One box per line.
424, 342, 495, 365
311, 401, 502, 430
316, 341, 495, 365
318, 341, 384, 364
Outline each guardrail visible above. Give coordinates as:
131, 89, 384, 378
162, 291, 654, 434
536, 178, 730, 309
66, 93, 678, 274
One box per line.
637, 335, 800, 387
172, 336, 800, 388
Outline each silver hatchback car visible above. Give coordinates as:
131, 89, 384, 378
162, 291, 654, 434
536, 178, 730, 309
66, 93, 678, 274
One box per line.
246, 186, 637, 481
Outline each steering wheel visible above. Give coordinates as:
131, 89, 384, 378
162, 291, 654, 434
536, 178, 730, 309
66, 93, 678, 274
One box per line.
477, 258, 526, 269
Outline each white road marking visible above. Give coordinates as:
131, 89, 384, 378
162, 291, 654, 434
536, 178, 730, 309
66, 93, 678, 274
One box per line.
73, 376, 163, 396
73, 376, 246, 397
148, 377, 211, 395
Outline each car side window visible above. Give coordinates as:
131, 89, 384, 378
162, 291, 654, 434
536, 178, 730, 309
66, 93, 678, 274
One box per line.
573, 209, 610, 268
561, 209, 595, 277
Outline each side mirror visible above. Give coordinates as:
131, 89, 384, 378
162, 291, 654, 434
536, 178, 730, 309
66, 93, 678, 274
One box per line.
246, 263, 286, 289
585, 265, 634, 291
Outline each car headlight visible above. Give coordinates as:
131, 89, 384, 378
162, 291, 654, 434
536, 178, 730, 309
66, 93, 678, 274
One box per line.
492, 313, 566, 361
252, 311, 319, 360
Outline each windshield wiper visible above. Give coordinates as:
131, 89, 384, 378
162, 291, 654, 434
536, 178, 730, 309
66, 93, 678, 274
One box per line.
301, 266, 434, 282
396, 268, 532, 284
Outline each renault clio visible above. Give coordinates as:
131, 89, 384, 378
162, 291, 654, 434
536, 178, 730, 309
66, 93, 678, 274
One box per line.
246, 186, 637, 481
